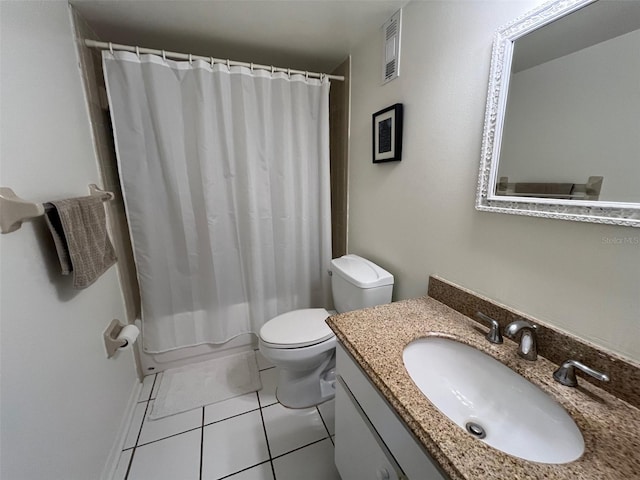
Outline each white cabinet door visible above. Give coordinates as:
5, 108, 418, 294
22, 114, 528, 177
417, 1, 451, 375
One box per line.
335, 343, 447, 480
335, 376, 406, 480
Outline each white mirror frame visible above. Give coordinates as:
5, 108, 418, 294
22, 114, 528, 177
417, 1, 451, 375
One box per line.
476, 0, 640, 228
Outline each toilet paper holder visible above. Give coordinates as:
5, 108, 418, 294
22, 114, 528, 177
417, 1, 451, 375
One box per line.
104, 319, 135, 358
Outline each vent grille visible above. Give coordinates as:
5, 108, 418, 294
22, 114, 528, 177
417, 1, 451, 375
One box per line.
386, 21, 397, 40
382, 10, 401, 84
385, 60, 396, 80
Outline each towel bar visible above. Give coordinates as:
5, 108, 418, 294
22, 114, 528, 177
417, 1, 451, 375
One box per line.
496, 176, 603, 200
0, 184, 114, 234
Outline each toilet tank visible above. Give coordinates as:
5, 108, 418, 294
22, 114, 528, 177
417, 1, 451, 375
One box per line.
330, 254, 394, 313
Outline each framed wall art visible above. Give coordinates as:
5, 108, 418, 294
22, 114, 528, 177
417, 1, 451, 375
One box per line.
372, 103, 403, 163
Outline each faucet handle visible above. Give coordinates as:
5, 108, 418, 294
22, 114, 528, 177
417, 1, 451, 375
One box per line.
475, 312, 503, 344
553, 359, 610, 387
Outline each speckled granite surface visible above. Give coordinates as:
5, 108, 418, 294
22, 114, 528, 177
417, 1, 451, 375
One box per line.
327, 297, 640, 480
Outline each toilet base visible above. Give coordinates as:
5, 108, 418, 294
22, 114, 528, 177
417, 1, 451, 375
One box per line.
275, 351, 336, 408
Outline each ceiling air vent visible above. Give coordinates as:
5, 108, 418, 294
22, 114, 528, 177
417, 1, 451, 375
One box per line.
382, 9, 402, 84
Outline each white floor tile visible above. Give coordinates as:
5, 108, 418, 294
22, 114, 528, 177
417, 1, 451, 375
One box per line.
128, 429, 201, 480
318, 398, 335, 436
255, 351, 274, 371
257, 368, 278, 407
202, 410, 269, 480
138, 400, 202, 445
204, 392, 259, 425
124, 402, 148, 449
262, 403, 328, 457
273, 438, 340, 480
138, 374, 156, 402
113, 449, 132, 480
225, 462, 274, 480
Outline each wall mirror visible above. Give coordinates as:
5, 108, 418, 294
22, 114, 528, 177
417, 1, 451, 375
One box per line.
476, 0, 640, 227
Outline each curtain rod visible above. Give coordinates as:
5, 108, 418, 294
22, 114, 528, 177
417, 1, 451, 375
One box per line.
84, 39, 345, 82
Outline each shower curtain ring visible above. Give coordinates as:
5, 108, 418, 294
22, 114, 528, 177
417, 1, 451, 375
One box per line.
305, 71, 309, 81
250, 62, 254, 72
162, 50, 166, 62
227, 59, 230, 69
287, 68, 291, 78
108, 42, 114, 54
271, 65, 274, 75
189, 54, 193, 65
210, 57, 214, 68
135, 46, 140, 58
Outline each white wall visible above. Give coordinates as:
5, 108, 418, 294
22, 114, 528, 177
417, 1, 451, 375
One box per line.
348, 0, 640, 362
499, 29, 640, 202
0, 2, 138, 479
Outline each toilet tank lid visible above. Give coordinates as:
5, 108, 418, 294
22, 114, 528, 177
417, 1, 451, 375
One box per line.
330, 254, 394, 288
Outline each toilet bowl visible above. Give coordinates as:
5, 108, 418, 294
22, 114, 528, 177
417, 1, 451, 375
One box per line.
259, 308, 336, 408
259, 254, 394, 408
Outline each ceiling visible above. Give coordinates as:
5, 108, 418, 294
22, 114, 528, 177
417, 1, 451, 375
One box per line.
70, 0, 408, 73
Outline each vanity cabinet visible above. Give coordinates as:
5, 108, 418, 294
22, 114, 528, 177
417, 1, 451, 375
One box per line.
334, 343, 447, 480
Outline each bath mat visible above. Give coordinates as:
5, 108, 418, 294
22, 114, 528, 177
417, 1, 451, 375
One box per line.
149, 351, 262, 420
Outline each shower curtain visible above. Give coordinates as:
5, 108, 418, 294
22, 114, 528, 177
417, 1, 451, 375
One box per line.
103, 51, 332, 353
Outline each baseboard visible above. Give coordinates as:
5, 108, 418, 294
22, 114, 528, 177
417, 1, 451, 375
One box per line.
100, 378, 143, 480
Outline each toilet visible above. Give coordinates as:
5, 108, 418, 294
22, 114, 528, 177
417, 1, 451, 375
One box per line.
259, 254, 394, 408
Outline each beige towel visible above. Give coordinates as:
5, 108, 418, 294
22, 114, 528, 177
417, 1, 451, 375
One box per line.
44, 195, 117, 289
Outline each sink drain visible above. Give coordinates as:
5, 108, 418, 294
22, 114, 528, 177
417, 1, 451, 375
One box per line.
465, 422, 486, 439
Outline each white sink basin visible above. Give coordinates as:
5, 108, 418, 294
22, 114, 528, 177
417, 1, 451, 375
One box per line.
403, 337, 584, 464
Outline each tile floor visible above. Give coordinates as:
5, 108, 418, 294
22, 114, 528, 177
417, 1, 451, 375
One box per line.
114, 352, 341, 480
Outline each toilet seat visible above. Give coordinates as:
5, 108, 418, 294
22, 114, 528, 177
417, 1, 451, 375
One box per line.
260, 308, 334, 349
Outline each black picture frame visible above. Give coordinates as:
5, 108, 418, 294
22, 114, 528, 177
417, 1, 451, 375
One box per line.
372, 103, 403, 163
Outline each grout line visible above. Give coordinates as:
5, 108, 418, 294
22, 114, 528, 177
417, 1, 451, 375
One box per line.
134, 401, 152, 448
316, 405, 332, 443
150, 372, 162, 401
124, 447, 135, 480
134, 426, 202, 449
215, 460, 272, 480
203, 407, 261, 428
256, 391, 277, 480
270, 437, 328, 461
136, 373, 157, 403
147, 373, 158, 401
199, 408, 204, 480
124, 398, 152, 480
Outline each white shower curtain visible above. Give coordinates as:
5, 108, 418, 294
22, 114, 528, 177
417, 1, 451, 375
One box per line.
103, 51, 332, 353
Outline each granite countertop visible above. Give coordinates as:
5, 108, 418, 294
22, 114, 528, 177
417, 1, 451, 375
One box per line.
326, 296, 640, 480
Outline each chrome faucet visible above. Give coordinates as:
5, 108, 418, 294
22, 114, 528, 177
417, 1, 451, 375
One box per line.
504, 319, 538, 361
475, 312, 503, 344
553, 359, 610, 387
